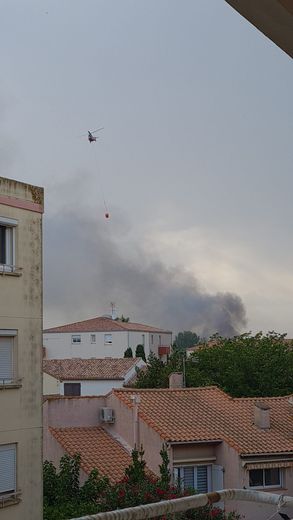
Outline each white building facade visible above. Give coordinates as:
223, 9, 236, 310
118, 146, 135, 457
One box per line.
43, 316, 172, 360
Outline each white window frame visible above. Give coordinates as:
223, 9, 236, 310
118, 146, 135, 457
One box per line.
0, 444, 16, 496
90, 334, 96, 344
249, 467, 282, 489
104, 334, 112, 345
174, 464, 212, 493
0, 331, 18, 385
0, 217, 17, 273
71, 334, 81, 344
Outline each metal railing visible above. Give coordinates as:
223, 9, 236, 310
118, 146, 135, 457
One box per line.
0, 491, 21, 508
0, 264, 23, 274
69, 489, 293, 520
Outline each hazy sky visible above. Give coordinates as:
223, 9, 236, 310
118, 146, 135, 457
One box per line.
1, 1, 292, 335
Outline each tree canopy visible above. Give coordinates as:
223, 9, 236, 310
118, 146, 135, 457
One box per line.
135, 332, 293, 397
174, 331, 201, 350
135, 344, 146, 361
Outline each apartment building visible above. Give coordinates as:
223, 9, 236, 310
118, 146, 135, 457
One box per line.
43, 315, 172, 360
0, 177, 44, 519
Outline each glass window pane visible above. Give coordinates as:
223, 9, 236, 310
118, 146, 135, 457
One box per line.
249, 469, 263, 487
265, 468, 280, 486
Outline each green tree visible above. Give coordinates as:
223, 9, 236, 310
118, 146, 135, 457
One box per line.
116, 315, 130, 322
125, 446, 146, 484
158, 444, 171, 490
43, 453, 109, 520
190, 331, 293, 397
174, 331, 201, 350
135, 344, 146, 361
135, 352, 167, 388
136, 332, 293, 397
124, 347, 133, 358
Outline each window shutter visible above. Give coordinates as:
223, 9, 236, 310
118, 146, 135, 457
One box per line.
196, 465, 208, 493
0, 337, 12, 381
183, 467, 194, 489
212, 464, 224, 509
0, 445, 16, 494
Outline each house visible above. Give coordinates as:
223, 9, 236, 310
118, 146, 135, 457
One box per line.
43, 357, 146, 396
43, 315, 172, 360
43, 379, 293, 520
0, 177, 44, 519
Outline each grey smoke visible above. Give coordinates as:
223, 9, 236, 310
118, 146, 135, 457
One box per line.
44, 207, 247, 337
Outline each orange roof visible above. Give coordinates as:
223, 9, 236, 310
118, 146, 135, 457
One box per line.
43, 358, 142, 381
44, 316, 171, 334
113, 387, 293, 456
49, 426, 132, 482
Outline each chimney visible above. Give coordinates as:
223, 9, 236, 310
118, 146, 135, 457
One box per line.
169, 372, 184, 389
254, 402, 270, 429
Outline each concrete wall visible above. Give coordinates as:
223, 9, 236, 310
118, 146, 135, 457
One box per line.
0, 177, 43, 520
43, 330, 172, 359
43, 372, 60, 395
61, 379, 125, 396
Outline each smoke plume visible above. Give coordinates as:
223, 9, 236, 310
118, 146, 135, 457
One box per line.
44, 207, 247, 337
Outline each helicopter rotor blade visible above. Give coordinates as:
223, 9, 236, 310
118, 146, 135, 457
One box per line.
91, 127, 104, 134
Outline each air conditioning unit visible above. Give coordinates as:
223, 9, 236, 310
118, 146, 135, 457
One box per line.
100, 407, 115, 423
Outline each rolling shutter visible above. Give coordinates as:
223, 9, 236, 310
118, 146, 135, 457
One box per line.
183, 467, 194, 489
0, 445, 16, 494
196, 465, 208, 493
0, 337, 13, 381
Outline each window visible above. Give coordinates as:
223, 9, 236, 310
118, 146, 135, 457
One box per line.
71, 335, 81, 344
159, 335, 161, 346
0, 333, 17, 384
249, 468, 281, 488
142, 334, 145, 346
151, 335, 154, 345
174, 465, 210, 493
0, 444, 16, 496
104, 334, 112, 344
90, 334, 96, 344
64, 383, 81, 396
0, 218, 17, 273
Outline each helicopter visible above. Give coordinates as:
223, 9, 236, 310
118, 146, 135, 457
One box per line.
87, 127, 104, 143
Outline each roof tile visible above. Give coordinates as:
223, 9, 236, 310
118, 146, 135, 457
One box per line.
113, 387, 293, 456
49, 426, 132, 482
44, 316, 171, 334
43, 358, 142, 381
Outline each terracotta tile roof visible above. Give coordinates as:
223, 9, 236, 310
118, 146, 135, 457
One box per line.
49, 426, 132, 482
43, 358, 142, 381
113, 387, 293, 456
44, 316, 171, 334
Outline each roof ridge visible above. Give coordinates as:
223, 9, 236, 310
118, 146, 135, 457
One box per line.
113, 385, 221, 393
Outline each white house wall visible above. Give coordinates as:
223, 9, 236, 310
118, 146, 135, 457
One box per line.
60, 379, 125, 396
43, 372, 60, 395
43, 330, 172, 359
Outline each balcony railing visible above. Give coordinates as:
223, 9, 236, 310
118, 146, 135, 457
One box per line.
69, 489, 293, 520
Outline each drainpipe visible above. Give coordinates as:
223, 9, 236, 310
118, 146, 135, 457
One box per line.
131, 394, 141, 448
